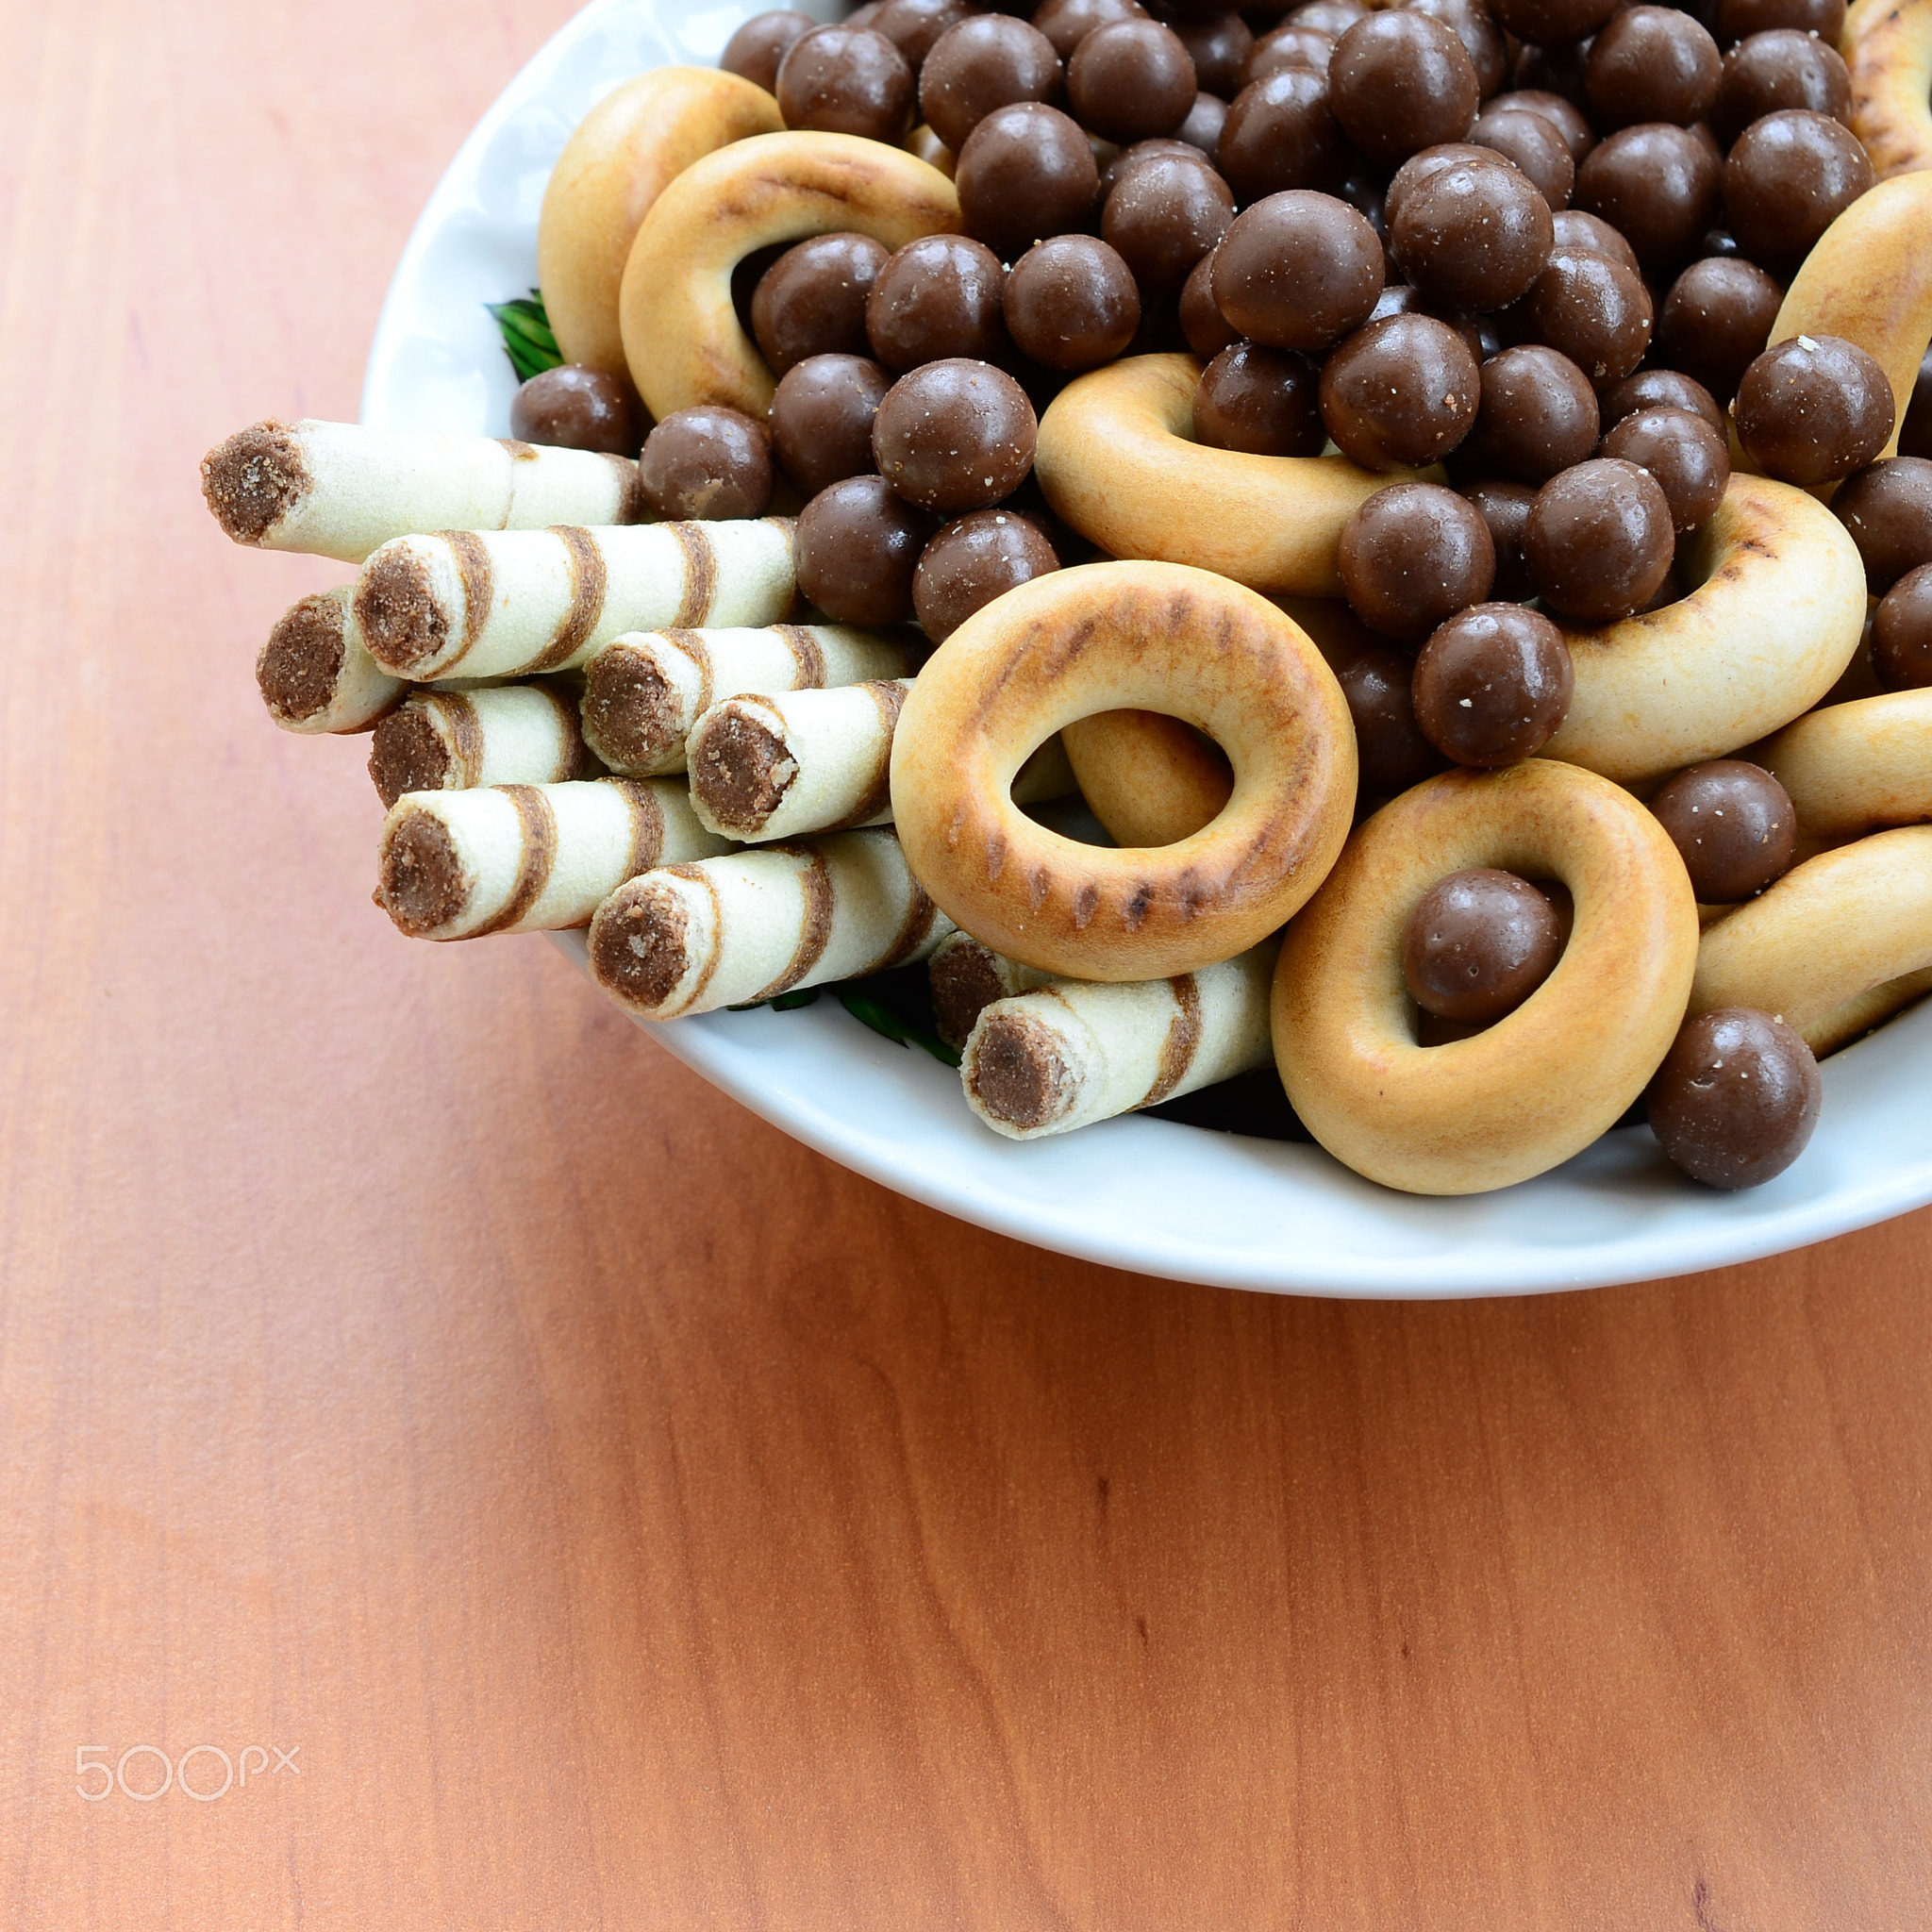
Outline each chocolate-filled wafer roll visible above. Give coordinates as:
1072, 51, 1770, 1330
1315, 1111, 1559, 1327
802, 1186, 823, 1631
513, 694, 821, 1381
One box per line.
588, 828, 954, 1018
202, 419, 645, 564
256, 586, 406, 733
962, 944, 1278, 1140
368, 681, 603, 808
927, 933, 1052, 1050
376, 777, 728, 941
355, 520, 796, 681
581, 624, 909, 775
689, 686, 1077, 842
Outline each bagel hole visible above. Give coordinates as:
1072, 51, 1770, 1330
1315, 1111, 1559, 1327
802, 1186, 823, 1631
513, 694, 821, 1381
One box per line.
730, 242, 791, 347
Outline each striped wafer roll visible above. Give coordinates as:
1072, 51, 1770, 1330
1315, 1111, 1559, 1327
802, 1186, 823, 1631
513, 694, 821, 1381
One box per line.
376, 778, 728, 941
688, 685, 1077, 841
201, 419, 645, 564
255, 586, 406, 733
927, 933, 1052, 1049
580, 624, 909, 775
368, 681, 603, 808
587, 828, 954, 1018
354, 519, 797, 681
961, 944, 1278, 1140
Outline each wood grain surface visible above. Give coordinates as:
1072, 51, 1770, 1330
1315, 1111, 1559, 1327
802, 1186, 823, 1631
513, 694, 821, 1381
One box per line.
3, 4, 1931, 1926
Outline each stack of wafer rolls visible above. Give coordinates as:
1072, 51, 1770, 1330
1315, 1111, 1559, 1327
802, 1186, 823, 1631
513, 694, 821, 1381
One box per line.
376, 776, 728, 941
201, 419, 645, 564
256, 587, 408, 734
580, 624, 911, 775
587, 827, 952, 1018
354, 519, 797, 680
927, 933, 1052, 1050
368, 682, 602, 808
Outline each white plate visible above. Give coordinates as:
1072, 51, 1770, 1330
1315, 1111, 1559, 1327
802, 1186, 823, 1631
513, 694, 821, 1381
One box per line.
360, 0, 1932, 1296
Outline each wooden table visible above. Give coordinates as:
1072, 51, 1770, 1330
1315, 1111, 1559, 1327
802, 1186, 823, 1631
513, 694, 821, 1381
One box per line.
4, 4, 1929, 1924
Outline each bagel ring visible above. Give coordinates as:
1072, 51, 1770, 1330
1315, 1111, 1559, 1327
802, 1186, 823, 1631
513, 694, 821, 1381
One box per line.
1690, 825, 1932, 1056
619, 131, 958, 422
1541, 473, 1866, 784
890, 561, 1357, 981
1033, 354, 1426, 597
537, 67, 783, 379
1273, 760, 1700, 1195
1843, 0, 1932, 181
1755, 689, 1932, 841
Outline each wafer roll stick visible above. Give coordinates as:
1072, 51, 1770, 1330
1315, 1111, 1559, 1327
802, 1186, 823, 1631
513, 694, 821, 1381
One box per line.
201, 419, 645, 564
355, 520, 797, 681
580, 624, 908, 775
368, 681, 603, 808
588, 828, 954, 1018
376, 778, 728, 941
927, 933, 1052, 1049
689, 683, 1077, 841
962, 945, 1278, 1140
255, 586, 406, 733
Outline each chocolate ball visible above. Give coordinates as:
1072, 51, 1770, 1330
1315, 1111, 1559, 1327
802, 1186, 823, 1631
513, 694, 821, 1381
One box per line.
1490, 0, 1621, 48
1390, 152, 1555, 309
1507, 88, 1596, 164
872, 358, 1037, 513
1334, 637, 1449, 793
1068, 20, 1199, 141
1602, 365, 1724, 437
1403, 867, 1566, 1021
1512, 40, 1594, 114
918, 15, 1061, 151
1218, 69, 1352, 202
1102, 152, 1235, 294
1339, 481, 1496, 642
1646, 1008, 1822, 1191
769, 353, 891, 496
1575, 123, 1722, 273
1550, 208, 1641, 275
509, 365, 643, 455
1873, 563, 1932, 689
1367, 283, 1486, 361
1712, 28, 1853, 147
865, 235, 1008, 372
776, 25, 917, 140
1412, 603, 1573, 765
1601, 406, 1730, 532
1654, 256, 1784, 406
639, 407, 774, 521
1193, 341, 1326, 454
1474, 344, 1602, 483
1213, 191, 1384, 351
1004, 235, 1141, 369
1243, 21, 1337, 82
795, 475, 937, 624
722, 9, 815, 92
1463, 478, 1538, 601
1033, 0, 1146, 59
1716, 0, 1845, 43
1179, 248, 1241, 357
1405, 0, 1510, 100
1519, 245, 1655, 389
1833, 458, 1932, 591
1289, 0, 1370, 33
1524, 457, 1675, 623
1470, 105, 1576, 210
1735, 334, 1896, 486
871, 0, 974, 70
750, 232, 890, 376
1328, 12, 1479, 165
1169, 12, 1253, 95
1724, 109, 1874, 277
1101, 137, 1205, 201
1585, 7, 1723, 130
1648, 758, 1797, 901
1176, 90, 1230, 160
1319, 313, 1481, 469
954, 103, 1099, 261
912, 508, 1061, 640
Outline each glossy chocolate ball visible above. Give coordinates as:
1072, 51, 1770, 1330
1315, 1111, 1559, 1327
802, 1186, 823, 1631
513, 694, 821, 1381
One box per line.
510, 365, 644, 455
1389, 151, 1554, 309
1319, 313, 1481, 469
1512, 40, 1594, 114
912, 508, 1061, 640
1873, 563, 1932, 688
872, 358, 1037, 512
1367, 283, 1486, 361
1490, 0, 1622, 52
1711, 28, 1853, 146
1507, 87, 1596, 163
1834, 458, 1932, 591
865, 235, 1008, 372
1335, 639, 1449, 793
1214, 190, 1384, 351
1470, 105, 1576, 210
1169, 12, 1253, 95
1654, 256, 1784, 406
1575, 123, 1722, 273
1404, 867, 1566, 1022
1648, 758, 1797, 901
1519, 245, 1654, 388
1102, 152, 1235, 294
1289, 0, 1370, 34
1412, 604, 1574, 765
768, 353, 891, 495
639, 407, 774, 520
1474, 344, 1602, 483
1735, 334, 1896, 486
1601, 366, 1724, 437
918, 15, 1061, 150
1585, 7, 1723, 129
1328, 12, 1480, 165
722, 9, 815, 92
1549, 208, 1641, 275
1463, 478, 1538, 601
1406, 0, 1509, 99
954, 103, 1100, 261
1646, 1008, 1822, 1191
795, 474, 938, 624
776, 25, 917, 140
1179, 247, 1241, 356
871, 0, 974, 70
1243, 20, 1337, 82
1339, 481, 1496, 642
1100, 137, 1205, 200
1004, 236, 1141, 369
1716, 0, 1845, 43
750, 233, 890, 376
1175, 91, 1230, 159
1600, 406, 1731, 532
1218, 68, 1351, 201
1068, 19, 1200, 141
1034, 0, 1146, 59
1524, 457, 1675, 623
1724, 109, 1874, 276
1193, 341, 1325, 454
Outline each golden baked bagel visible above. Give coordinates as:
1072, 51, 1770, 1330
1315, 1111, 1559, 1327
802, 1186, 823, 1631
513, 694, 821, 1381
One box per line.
1541, 474, 1867, 784
620, 132, 958, 421
1843, 0, 1932, 180
891, 561, 1357, 981
537, 67, 783, 379
1033, 354, 1421, 597
1755, 689, 1932, 841
1690, 825, 1932, 1055
1273, 760, 1700, 1195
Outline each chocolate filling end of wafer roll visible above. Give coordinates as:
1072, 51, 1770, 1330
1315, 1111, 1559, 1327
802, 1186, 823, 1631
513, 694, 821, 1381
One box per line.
582, 646, 684, 770
257, 593, 347, 725
692, 708, 796, 834
379, 813, 471, 938
931, 944, 1013, 1050
591, 880, 692, 1011
202, 421, 309, 544
356, 547, 450, 674
968, 1010, 1076, 1133
368, 708, 453, 808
